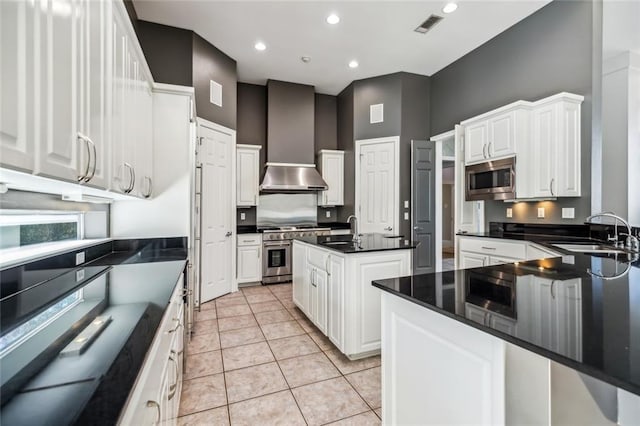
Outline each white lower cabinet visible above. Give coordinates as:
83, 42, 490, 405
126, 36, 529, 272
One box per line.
457, 237, 562, 269
237, 234, 262, 283
119, 277, 184, 425
292, 240, 411, 358
459, 251, 489, 269
465, 303, 517, 335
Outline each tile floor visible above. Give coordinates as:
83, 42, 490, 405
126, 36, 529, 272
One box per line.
179, 284, 382, 426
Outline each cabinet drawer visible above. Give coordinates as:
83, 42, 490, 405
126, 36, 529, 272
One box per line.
459, 237, 526, 259
237, 234, 262, 246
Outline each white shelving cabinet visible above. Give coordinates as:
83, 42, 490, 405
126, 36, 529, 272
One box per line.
236, 144, 261, 206
317, 150, 344, 206
237, 234, 262, 283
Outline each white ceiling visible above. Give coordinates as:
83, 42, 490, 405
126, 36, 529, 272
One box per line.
134, 0, 551, 95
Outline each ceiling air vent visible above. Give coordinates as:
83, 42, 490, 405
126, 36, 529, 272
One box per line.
414, 14, 443, 34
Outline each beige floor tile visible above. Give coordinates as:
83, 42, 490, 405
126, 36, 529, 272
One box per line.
278, 352, 341, 388
195, 308, 217, 321
269, 283, 292, 293
217, 314, 258, 332
324, 349, 381, 375
222, 341, 274, 371
374, 408, 382, 420
228, 390, 306, 426
245, 292, 277, 304
345, 367, 381, 409
274, 292, 293, 303
178, 374, 227, 416
268, 334, 320, 360
296, 316, 317, 333
287, 307, 305, 319
192, 319, 218, 336
225, 362, 288, 403
219, 326, 265, 349
199, 300, 216, 311
261, 320, 305, 340
292, 377, 369, 426
279, 298, 298, 310
308, 330, 336, 351
187, 331, 220, 354
217, 304, 252, 318
254, 309, 294, 325
248, 300, 285, 314
215, 296, 248, 309
177, 406, 230, 426
327, 411, 381, 425
184, 350, 223, 380
241, 285, 273, 295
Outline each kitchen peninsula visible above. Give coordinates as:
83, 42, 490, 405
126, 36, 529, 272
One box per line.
292, 234, 415, 359
373, 251, 640, 425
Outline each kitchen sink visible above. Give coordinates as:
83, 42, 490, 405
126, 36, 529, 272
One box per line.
551, 243, 628, 254
323, 241, 355, 246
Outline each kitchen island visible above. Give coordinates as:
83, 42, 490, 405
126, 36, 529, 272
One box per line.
373, 252, 640, 425
292, 234, 415, 359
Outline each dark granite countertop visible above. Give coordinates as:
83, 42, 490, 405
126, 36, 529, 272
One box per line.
237, 222, 352, 234
0, 238, 188, 425
294, 233, 416, 253
373, 253, 640, 396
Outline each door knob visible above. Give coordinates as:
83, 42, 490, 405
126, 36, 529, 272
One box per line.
414, 226, 423, 231
225, 231, 232, 237
384, 226, 392, 231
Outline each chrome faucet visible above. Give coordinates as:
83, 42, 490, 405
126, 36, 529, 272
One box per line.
346, 215, 359, 242
585, 212, 639, 252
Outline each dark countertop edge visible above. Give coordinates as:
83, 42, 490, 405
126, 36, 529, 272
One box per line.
292, 237, 416, 254
456, 233, 614, 256
237, 222, 352, 234
372, 280, 640, 397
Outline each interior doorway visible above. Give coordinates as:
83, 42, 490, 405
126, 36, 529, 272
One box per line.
442, 165, 456, 271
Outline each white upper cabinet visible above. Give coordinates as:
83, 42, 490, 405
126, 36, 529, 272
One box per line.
0, 0, 35, 172
463, 109, 522, 165
522, 93, 583, 198
236, 144, 261, 206
317, 150, 344, 206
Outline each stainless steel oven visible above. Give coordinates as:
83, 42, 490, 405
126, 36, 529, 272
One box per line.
262, 240, 292, 284
465, 157, 516, 201
465, 269, 516, 319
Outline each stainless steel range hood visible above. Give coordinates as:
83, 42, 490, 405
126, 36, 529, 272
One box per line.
260, 163, 328, 192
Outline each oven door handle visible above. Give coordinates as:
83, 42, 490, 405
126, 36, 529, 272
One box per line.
263, 241, 291, 247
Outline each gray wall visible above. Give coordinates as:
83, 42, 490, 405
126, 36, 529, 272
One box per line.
336, 84, 355, 223
237, 83, 267, 172
430, 0, 593, 225
137, 21, 193, 87
267, 80, 315, 164
193, 33, 237, 130
315, 94, 338, 152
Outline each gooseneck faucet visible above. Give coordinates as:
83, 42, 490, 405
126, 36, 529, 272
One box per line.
585, 212, 639, 252
346, 215, 359, 242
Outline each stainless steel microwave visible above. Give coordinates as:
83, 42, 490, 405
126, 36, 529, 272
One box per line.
465, 157, 516, 201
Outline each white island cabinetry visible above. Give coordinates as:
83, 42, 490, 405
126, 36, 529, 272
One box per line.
292, 239, 412, 359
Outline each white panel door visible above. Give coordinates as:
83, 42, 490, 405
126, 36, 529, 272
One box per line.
237, 245, 261, 283
327, 254, 345, 350
199, 124, 234, 303
464, 121, 488, 164
532, 104, 557, 197
357, 138, 397, 235
312, 267, 328, 335
35, 0, 83, 182
236, 146, 259, 206
488, 112, 515, 159
292, 242, 310, 316
0, 0, 35, 172
556, 102, 581, 196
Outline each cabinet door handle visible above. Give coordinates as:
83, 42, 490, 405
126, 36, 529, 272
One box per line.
484, 311, 489, 325
146, 400, 161, 424
85, 136, 97, 182
143, 176, 153, 198
122, 163, 134, 193
168, 351, 179, 400
549, 178, 555, 196
77, 134, 91, 182
481, 246, 496, 250
482, 144, 487, 159
168, 318, 182, 333
550, 280, 556, 299
488, 141, 493, 157
325, 255, 331, 277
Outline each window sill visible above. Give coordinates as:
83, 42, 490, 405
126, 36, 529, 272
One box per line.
0, 239, 112, 270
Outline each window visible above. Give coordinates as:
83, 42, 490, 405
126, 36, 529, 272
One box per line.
0, 212, 83, 250
0, 290, 83, 357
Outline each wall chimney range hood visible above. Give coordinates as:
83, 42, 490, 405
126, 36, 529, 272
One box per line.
260, 163, 328, 192
259, 80, 328, 192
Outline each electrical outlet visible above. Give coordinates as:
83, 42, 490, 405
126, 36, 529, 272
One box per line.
506, 208, 513, 218
404, 200, 409, 208
537, 207, 545, 218
75, 251, 85, 265
240, 212, 246, 221
325, 210, 331, 218
404, 212, 409, 220
562, 208, 575, 219
76, 269, 85, 282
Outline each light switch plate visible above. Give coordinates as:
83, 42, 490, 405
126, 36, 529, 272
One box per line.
506, 208, 513, 218
537, 207, 545, 218
404, 212, 409, 220
76, 251, 85, 265
404, 200, 409, 208
210, 80, 222, 106
240, 212, 246, 221
326, 210, 331, 218
562, 208, 575, 219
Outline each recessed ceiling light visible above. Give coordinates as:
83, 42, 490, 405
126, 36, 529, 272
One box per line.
254, 41, 266, 51
442, 2, 458, 13
327, 14, 340, 25
348, 60, 359, 69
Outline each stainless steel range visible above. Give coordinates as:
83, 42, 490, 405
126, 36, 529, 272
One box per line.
262, 227, 330, 284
